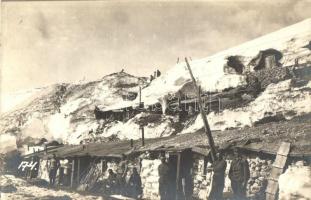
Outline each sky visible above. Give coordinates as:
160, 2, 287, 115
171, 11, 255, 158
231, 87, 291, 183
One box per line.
1, 0, 311, 94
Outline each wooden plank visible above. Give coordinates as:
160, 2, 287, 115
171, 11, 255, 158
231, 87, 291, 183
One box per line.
265, 142, 291, 198
270, 167, 284, 179
266, 193, 276, 200
176, 153, 181, 200
185, 58, 217, 162
77, 158, 81, 185
277, 142, 291, 156
272, 155, 287, 169
266, 180, 278, 194
70, 159, 75, 188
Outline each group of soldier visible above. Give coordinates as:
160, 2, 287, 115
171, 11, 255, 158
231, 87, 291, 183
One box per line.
209, 148, 250, 200
47, 148, 250, 200
47, 154, 142, 198
105, 154, 143, 199
157, 148, 250, 200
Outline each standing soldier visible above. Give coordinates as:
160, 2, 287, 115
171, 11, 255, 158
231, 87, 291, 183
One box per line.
208, 152, 227, 200
117, 154, 128, 195
156, 69, 161, 77
63, 159, 71, 186
48, 153, 60, 186
158, 156, 170, 200
229, 148, 250, 200
128, 167, 142, 199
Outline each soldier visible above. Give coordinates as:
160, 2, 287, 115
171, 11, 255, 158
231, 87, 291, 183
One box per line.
158, 156, 170, 200
62, 159, 71, 186
229, 148, 250, 200
117, 154, 128, 195
156, 69, 161, 77
208, 152, 227, 200
150, 75, 154, 82
48, 153, 60, 186
107, 169, 118, 194
128, 167, 142, 199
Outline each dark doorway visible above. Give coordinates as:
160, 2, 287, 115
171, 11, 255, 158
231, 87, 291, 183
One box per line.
168, 154, 178, 200
167, 149, 193, 200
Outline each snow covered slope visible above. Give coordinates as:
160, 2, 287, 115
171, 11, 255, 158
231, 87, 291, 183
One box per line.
0, 19, 310, 152
138, 18, 311, 106
0, 72, 149, 151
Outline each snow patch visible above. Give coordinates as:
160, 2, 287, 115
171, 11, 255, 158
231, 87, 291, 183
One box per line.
279, 164, 311, 199
47, 113, 71, 142
0, 134, 17, 153
22, 117, 47, 140
100, 113, 175, 140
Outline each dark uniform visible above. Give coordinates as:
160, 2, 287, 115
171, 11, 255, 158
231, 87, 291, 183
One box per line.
128, 168, 142, 199
229, 155, 250, 200
158, 159, 170, 200
117, 159, 128, 194
209, 158, 227, 200
107, 169, 118, 194
48, 155, 60, 186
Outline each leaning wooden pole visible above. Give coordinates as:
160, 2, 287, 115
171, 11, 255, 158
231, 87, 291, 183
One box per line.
185, 57, 216, 162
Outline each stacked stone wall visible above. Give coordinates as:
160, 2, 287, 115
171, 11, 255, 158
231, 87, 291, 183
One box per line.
140, 159, 161, 200
191, 154, 273, 200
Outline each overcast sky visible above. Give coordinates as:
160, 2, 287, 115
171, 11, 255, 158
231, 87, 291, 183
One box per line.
1, 0, 311, 94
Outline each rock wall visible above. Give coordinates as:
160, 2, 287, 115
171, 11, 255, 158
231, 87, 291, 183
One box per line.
140, 159, 161, 200
192, 155, 208, 199
247, 156, 272, 200
191, 154, 273, 200
37, 159, 49, 182
192, 155, 232, 199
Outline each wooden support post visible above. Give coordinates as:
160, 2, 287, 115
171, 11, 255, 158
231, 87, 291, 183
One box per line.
266, 142, 291, 200
139, 86, 141, 104
130, 139, 134, 147
198, 86, 202, 111
70, 158, 75, 188
176, 153, 181, 200
141, 125, 145, 146
218, 97, 221, 113
185, 57, 217, 162
77, 158, 81, 186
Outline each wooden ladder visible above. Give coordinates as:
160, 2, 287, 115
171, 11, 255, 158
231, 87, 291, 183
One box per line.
265, 142, 291, 200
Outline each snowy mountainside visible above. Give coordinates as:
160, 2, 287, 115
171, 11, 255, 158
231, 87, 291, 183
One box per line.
0, 72, 149, 152
1, 19, 311, 153
137, 18, 311, 106
105, 19, 311, 133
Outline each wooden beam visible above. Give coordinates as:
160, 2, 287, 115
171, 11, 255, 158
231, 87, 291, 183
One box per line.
185, 57, 216, 162
139, 86, 142, 104
265, 142, 291, 200
70, 159, 75, 188
77, 158, 81, 186
141, 126, 145, 146
176, 153, 181, 200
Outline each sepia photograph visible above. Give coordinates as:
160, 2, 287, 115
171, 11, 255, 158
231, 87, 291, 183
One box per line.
0, 0, 311, 199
